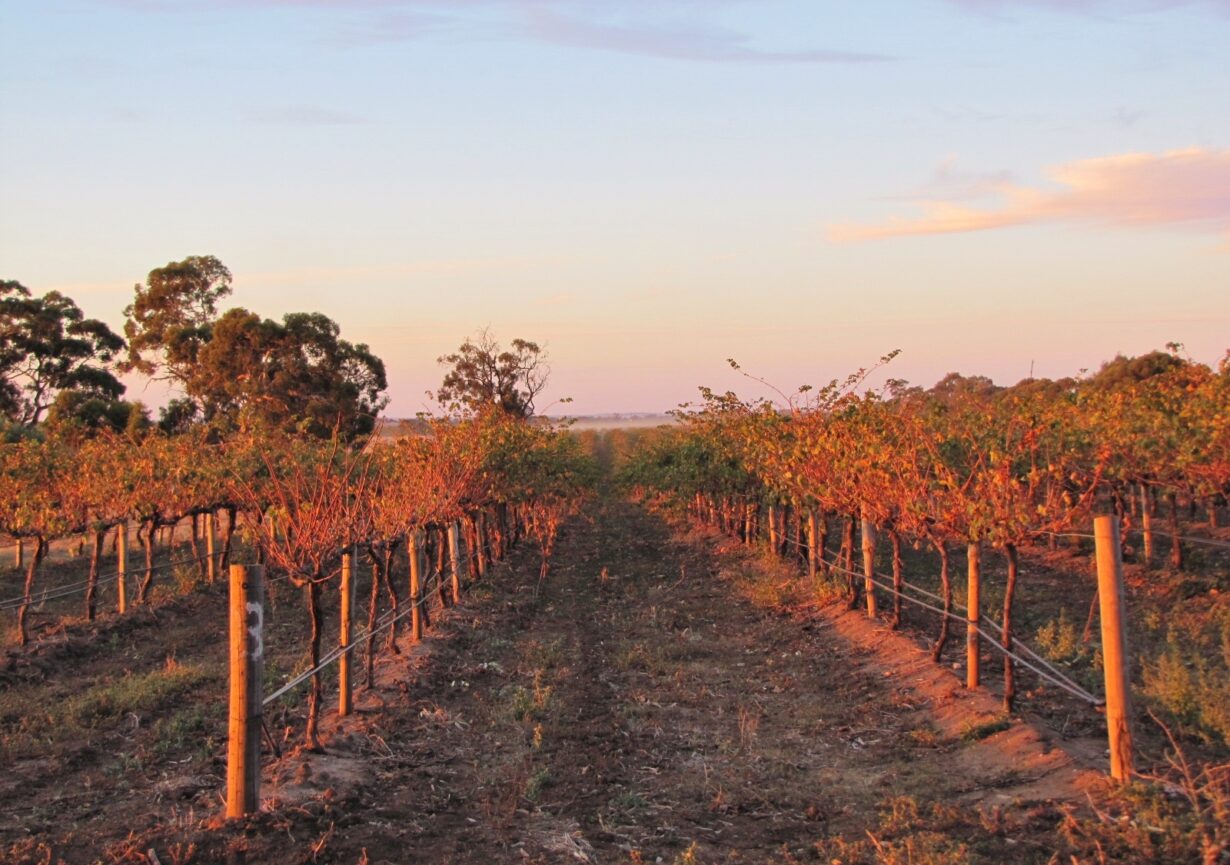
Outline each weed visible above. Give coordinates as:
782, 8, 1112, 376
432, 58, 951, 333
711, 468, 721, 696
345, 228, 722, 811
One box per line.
611, 790, 647, 811
907, 724, 943, 748
505, 670, 553, 722
959, 715, 1010, 742
737, 703, 760, 752
170, 562, 202, 596
1035, 608, 1085, 663
614, 642, 665, 674
1142, 621, 1230, 747
152, 704, 217, 761
815, 796, 975, 865
671, 841, 700, 865
526, 638, 565, 668
1058, 725, 1230, 865
61, 658, 208, 729
524, 766, 551, 802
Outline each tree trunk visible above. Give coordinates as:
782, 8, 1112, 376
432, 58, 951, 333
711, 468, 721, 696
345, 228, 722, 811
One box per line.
1168, 492, 1183, 569
383, 542, 400, 654
365, 555, 381, 687
889, 528, 903, 630
844, 514, 859, 610
15, 537, 47, 646
1003, 543, 1019, 712
190, 513, 205, 579
305, 579, 323, 750
932, 540, 952, 663
85, 529, 104, 622
435, 525, 449, 609
139, 520, 156, 604
221, 507, 237, 570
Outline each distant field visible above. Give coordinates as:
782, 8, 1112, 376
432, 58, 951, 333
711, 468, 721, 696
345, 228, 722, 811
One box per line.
557, 413, 677, 431
378, 414, 678, 437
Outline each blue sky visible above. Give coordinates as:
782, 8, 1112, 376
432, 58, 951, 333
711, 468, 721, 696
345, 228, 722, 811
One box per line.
1, 0, 1227, 414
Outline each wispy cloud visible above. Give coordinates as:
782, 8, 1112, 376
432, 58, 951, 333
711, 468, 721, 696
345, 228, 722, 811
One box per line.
946, 0, 1230, 17
103, 1, 892, 64
522, 8, 892, 64
243, 106, 369, 125
829, 148, 1230, 243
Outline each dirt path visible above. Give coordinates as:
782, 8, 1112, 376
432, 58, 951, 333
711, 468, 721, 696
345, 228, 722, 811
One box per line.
116, 498, 1093, 864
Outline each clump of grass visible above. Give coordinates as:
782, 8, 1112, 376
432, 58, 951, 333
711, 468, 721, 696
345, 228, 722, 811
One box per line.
671, 842, 700, 865
960, 715, 1011, 742
505, 669, 553, 722
1059, 731, 1230, 865
614, 642, 666, 675
1142, 621, 1230, 747
170, 562, 204, 596
526, 638, 565, 669
907, 724, 943, 749
814, 795, 974, 865
152, 704, 218, 761
62, 657, 209, 729
524, 767, 551, 802
610, 790, 647, 811
1035, 608, 1086, 664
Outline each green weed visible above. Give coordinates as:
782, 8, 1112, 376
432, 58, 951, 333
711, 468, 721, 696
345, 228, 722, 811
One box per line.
960, 715, 1011, 742
61, 658, 208, 729
524, 766, 551, 802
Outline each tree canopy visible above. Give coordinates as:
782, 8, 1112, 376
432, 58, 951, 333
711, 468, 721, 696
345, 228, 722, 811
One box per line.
436, 329, 550, 418
0, 280, 125, 428
121, 256, 388, 440
121, 255, 233, 385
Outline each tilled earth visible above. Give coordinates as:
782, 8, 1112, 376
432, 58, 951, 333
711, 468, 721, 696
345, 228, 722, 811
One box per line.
17, 500, 1093, 864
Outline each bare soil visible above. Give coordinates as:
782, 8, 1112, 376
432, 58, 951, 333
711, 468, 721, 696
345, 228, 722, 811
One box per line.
6, 499, 1106, 864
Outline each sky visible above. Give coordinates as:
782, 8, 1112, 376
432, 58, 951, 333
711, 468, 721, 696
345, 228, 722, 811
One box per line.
1, 0, 1228, 416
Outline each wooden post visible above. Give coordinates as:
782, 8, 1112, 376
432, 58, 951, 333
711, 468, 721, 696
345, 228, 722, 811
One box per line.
339, 547, 354, 717
967, 541, 981, 689
768, 505, 779, 557
206, 512, 218, 584
806, 510, 819, 580
227, 564, 264, 818
116, 522, 127, 615
448, 521, 463, 605
409, 532, 423, 641
14, 538, 23, 571
861, 512, 877, 619
1094, 515, 1134, 782
474, 514, 489, 578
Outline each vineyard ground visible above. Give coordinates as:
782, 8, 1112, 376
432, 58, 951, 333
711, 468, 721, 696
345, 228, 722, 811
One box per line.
5, 498, 1105, 864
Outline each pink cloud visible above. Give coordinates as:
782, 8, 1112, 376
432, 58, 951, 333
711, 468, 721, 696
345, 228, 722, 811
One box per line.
828, 147, 1230, 243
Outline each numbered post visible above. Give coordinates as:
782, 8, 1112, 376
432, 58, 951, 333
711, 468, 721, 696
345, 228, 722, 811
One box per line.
1094, 516, 1134, 781
227, 564, 264, 818
339, 548, 354, 717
